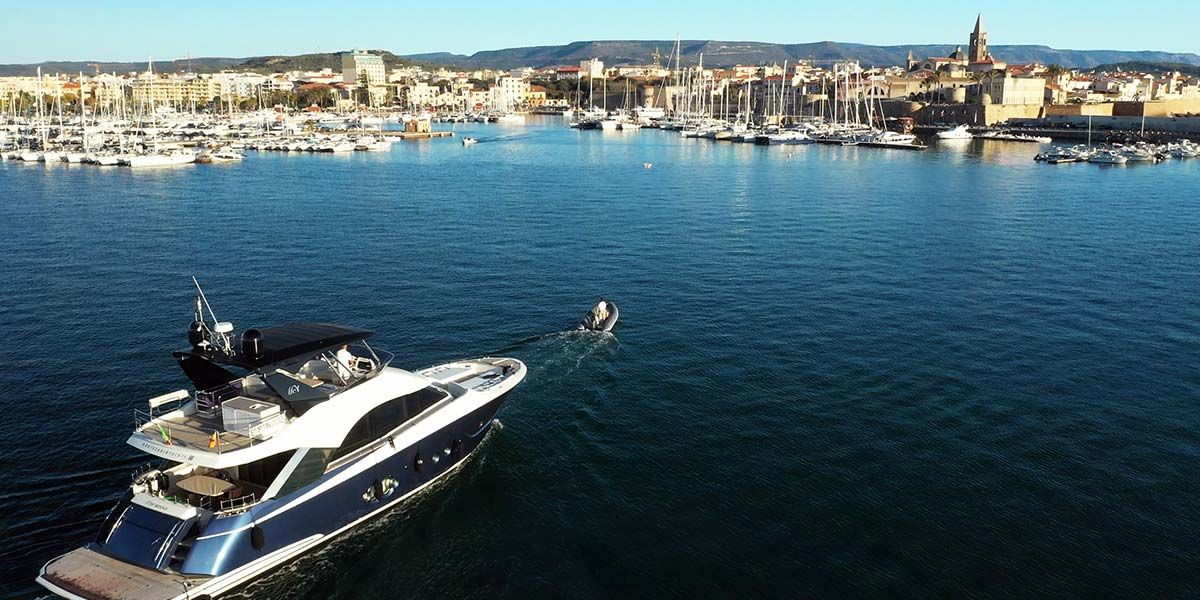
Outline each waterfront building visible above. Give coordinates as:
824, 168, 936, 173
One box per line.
341, 49, 388, 106
493, 76, 530, 111
554, 66, 582, 80
342, 50, 386, 86
982, 73, 1046, 105
580, 58, 605, 80
401, 81, 441, 109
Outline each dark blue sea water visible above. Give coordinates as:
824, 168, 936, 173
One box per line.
2, 118, 1199, 598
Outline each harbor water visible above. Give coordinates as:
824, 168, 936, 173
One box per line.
1, 118, 1199, 598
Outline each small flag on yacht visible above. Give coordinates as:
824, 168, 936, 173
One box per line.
158, 424, 173, 446
209, 432, 218, 449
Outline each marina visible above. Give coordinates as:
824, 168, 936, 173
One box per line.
4, 115, 1200, 598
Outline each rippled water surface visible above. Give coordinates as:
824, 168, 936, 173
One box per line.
2, 119, 1199, 598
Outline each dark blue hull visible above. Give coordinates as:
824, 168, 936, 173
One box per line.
172, 392, 508, 588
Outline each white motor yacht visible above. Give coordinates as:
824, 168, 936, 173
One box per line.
210, 148, 245, 162
127, 151, 196, 168
36, 284, 525, 600
936, 125, 973, 140
1088, 149, 1128, 164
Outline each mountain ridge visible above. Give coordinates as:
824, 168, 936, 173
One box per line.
2, 40, 1198, 77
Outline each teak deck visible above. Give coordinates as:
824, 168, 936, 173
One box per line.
41, 547, 208, 600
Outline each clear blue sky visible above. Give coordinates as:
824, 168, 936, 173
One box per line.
2, 0, 1195, 63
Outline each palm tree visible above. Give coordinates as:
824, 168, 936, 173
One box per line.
980, 69, 1003, 103
921, 72, 943, 103
969, 71, 986, 103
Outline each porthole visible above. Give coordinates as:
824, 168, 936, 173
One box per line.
414, 452, 424, 473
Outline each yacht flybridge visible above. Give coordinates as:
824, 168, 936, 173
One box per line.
36, 284, 525, 600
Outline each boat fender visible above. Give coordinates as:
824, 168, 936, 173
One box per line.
372, 479, 384, 502
250, 525, 265, 550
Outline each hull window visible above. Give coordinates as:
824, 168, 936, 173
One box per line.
413, 452, 424, 473
331, 414, 375, 462
238, 450, 297, 489
275, 448, 335, 498
330, 387, 452, 464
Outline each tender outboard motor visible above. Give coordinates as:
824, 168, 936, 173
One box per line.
242, 328, 263, 359
187, 321, 207, 348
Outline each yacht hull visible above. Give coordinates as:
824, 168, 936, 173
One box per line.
38, 368, 515, 600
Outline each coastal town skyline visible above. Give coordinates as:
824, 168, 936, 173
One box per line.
3, 0, 1198, 64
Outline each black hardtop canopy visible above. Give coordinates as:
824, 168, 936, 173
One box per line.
241, 323, 375, 368
177, 322, 375, 373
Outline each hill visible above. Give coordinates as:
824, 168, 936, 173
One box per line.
0, 57, 242, 77
1089, 61, 1200, 76
0, 50, 421, 77
3, 41, 1198, 77
402, 40, 1200, 70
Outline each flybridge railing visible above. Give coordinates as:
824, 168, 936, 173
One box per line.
133, 408, 282, 454
196, 380, 244, 416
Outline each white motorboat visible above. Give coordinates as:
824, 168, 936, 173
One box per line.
979, 131, 1052, 144
95, 154, 126, 166
127, 151, 196, 168
364, 139, 392, 152
35, 282, 525, 600
872, 131, 918, 145
1121, 146, 1157, 163
936, 125, 973, 140
1088, 149, 1128, 164
461, 137, 478, 146
210, 148, 245, 162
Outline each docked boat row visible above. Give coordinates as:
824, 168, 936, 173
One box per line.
0, 68, 419, 168
1034, 140, 1197, 164
36, 283, 527, 600
243, 135, 394, 153
0, 146, 244, 167
934, 125, 1052, 143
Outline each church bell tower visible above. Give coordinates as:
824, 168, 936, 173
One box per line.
969, 14, 988, 63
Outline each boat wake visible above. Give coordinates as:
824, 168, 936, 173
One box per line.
497, 330, 617, 387
473, 133, 533, 144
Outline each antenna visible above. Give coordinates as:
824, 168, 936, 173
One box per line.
192, 276, 233, 353
192, 276, 220, 326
